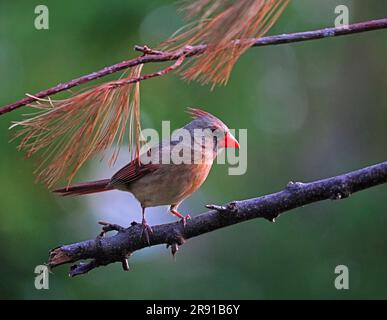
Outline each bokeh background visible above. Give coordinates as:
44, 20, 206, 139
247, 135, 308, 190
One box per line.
0, 0, 386, 299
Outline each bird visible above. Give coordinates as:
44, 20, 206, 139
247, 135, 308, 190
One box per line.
53, 108, 239, 241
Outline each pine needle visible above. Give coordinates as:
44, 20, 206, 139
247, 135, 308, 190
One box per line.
11, 64, 144, 187
161, 0, 289, 86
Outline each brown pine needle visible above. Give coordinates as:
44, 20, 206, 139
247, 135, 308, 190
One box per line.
11, 65, 144, 187
161, 0, 289, 86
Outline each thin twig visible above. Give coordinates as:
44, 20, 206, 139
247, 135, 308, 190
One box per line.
1, 18, 386, 115
48, 161, 387, 276
113, 53, 187, 87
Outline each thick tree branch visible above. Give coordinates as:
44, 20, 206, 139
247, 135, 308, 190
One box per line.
48, 161, 387, 277
1, 18, 387, 115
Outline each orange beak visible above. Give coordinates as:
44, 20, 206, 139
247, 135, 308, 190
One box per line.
223, 131, 239, 149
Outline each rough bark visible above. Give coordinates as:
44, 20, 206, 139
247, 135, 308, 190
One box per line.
48, 161, 387, 276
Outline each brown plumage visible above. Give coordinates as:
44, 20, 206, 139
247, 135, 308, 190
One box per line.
53, 108, 239, 239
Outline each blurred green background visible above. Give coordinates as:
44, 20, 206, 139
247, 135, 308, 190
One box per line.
0, 0, 386, 299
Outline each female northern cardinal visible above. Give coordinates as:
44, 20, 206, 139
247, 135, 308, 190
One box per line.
54, 108, 239, 239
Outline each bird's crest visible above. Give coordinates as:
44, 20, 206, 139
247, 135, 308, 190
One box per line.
186, 107, 226, 129
187, 107, 214, 119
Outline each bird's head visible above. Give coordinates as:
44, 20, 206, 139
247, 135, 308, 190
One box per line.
184, 108, 239, 151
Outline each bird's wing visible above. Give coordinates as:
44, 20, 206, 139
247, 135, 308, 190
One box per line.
109, 160, 159, 187
109, 136, 183, 187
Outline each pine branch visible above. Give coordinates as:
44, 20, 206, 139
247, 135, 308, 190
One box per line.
48, 161, 387, 277
1, 18, 386, 115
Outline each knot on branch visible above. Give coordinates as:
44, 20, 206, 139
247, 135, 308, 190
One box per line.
286, 181, 305, 191
98, 220, 126, 236
262, 213, 279, 223
227, 201, 239, 212
134, 45, 164, 56
165, 228, 186, 258
330, 182, 352, 200
206, 201, 239, 215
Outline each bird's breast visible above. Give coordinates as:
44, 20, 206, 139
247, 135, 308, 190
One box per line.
128, 162, 213, 208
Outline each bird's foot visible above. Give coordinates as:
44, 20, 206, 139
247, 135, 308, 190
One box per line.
98, 220, 125, 237
180, 214, 191, 227
170, 207, 191, 227
140, 219, 153, 246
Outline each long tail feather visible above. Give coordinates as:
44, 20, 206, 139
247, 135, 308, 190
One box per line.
53, 179, 112, 196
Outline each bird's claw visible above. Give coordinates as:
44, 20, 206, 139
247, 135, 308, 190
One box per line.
140, 220, 153, 246
181, 214, 191, 227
